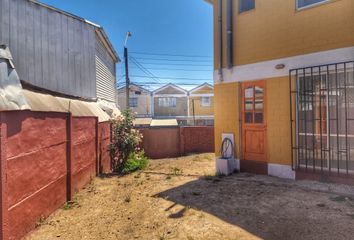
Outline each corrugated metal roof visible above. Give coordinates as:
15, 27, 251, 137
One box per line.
150, 119, 178, 127
23, 90, 113, 122
133, 118, 152, 126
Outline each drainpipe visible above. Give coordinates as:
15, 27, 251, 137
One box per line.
218, 0, 223, 82
226, 0, 233, 69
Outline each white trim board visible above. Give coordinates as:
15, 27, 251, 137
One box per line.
189, 93, 214, 97
214, 46, 354, 84
153, 83, 188, 95
153, 94, 188, 97
189, 83, 214, 94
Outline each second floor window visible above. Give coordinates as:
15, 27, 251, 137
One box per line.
158, 97, 176, 107
297, 0, 328, 9
239, 0, 255, 13
201, 97, 211, 107
129, 97, 138, 108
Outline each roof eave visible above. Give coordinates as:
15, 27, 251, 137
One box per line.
96, 28, 120, 63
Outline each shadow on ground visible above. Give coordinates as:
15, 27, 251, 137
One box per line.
156, 173, 354, 240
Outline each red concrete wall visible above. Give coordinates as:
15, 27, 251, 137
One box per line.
139, 128, 181, 159
181, 127, 214, 154
3, 111, 68, 240
0, 111, 112, 240
139, 126, 214, 159
99, 122, 111, 174
71, 117, 97, 193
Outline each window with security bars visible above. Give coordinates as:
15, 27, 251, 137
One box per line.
290, 62, 354, 175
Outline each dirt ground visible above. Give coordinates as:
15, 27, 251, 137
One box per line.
26, 153, 354, 240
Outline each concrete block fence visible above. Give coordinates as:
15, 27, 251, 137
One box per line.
0, 110, 112, 240
139, 126, 215, 159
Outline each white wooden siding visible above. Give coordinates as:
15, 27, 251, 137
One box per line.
95, 36, 116, 103
0, 0, 97, 99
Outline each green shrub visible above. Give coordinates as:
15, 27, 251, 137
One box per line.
122, 151, 149, 174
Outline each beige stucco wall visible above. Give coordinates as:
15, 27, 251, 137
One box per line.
153, 97, 188, 117
118, 88, 152, 117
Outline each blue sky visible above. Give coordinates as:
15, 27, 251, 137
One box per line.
40, 0, 214, 90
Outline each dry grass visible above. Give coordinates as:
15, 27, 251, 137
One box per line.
26, 153, 354, 240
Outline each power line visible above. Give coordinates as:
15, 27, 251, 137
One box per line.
131, 82, 209, 86
137, 62, 212, 67
129, 57, 162, 84
129, 66, 213, 72
130, 75, 212, 81
128, 51, 213, 58
132, 56, 212, 63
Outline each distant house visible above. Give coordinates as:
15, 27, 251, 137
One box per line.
188, 83, 214, 126
0, 0, 120, 119
118, 84, 152, 117
152, 83, 189, 124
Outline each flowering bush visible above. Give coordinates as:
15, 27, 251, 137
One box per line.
110, 110, 144, 173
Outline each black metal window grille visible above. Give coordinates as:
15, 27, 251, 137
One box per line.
290, 61, 354, 176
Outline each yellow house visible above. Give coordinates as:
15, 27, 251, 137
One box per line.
188, 83, 215, 126
206, 0, 354, 180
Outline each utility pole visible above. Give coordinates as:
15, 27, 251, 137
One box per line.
124, 31, 132, 110
192, 99, 196, 126
124, 47, 130, 110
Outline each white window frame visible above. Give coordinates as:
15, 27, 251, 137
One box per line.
296, 0, 330, 10
158, 97, 177, 108
129, 97, 138, 108
200, 97, 211, 107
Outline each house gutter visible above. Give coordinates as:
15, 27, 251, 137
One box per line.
226, 0, 233, 68
218, 0, 223, 81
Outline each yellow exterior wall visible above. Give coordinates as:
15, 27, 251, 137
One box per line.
189, 86, 215, 116
189, 96, 214, 116
214, 78, 292, 166
213, 0, 354, 68
266, 77, 292, 166
214, 82, 240, 158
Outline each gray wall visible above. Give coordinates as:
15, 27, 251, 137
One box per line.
0, 0, 97, 99
96, 36, 116, 103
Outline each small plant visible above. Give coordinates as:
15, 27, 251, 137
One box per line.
61, 200, 79, 210
35, 216, 47, 227
122, 150, 149, 174
171, 167, 183, 176
124, 192, 132, 203
192, 155, 201, 162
